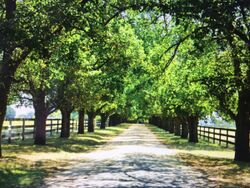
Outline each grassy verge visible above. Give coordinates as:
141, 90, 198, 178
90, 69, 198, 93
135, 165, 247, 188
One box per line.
0, 123, 130, 188
147, 125, 250, 187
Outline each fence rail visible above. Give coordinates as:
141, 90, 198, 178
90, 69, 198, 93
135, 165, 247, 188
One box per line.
2, 118, 79, 142
198, 125, 236, 148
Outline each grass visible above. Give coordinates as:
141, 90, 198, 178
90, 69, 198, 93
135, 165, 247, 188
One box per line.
147, 125, 250, 187
0, 123, 131, 188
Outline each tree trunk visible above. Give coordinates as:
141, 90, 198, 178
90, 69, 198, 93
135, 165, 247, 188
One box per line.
0, 88, 9, 158
149, 116, 153, 124
231, 42, 250, 162
78, 109, 84, 134
109, 114, 114, 126
188, 115, 198, 143
157, 116, 162, 128
0, 62, 19, 156
174, 118, 181, 136
159, 117, 164, 129
0, 50, 17, 157
33, 91, 48, 145
150, 115, 157, 126
234, 89, 250, 162
88, 111, 96, 132
181, 117, 189, 139
161, 117, 168, 131
0, 0, 24, 157
60, 108, 71, 138
109, 114, 121, 126
169, 118, 174, 134
155, 116, 160, 128
165, 118, 170, 132
0, 63, 17, 157
100, 113, 108, 129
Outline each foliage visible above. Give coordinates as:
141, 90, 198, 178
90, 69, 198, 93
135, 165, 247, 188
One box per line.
1, 0, 249, 161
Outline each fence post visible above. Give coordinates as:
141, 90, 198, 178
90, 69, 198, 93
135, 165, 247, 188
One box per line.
74, 119, 76, 132
75, 119, 77, 132
203, 127, 205, 140
226, 129, 229, 147
22, 119, 25, 140
50, 119, 53, 136
213, 127, 215, 144
74, 119, 75, 132
57, 119, 59, 133
208, 127, 210, 142
219, 129, 221, 145
75, 120, 77, 132
33, 119, 36, 139
8, 120, 12, 143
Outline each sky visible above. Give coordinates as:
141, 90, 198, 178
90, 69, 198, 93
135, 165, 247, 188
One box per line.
10, 104, 34, 117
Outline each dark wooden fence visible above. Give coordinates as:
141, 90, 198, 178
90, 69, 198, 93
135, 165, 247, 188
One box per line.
2, 118, 79, 142
198, 125, 236, 148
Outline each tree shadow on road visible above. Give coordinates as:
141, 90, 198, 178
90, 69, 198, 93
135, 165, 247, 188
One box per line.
44, 153, 219, 188
0, 124, 130, 187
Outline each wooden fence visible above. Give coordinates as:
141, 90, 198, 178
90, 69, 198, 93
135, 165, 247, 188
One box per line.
2, 118, 79, 142
198, 125, 235, 148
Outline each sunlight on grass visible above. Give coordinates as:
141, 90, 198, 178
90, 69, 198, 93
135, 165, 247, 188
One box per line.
147, 124, 234, 159
147, 124, 250, 187
0, 157, 49, 187
0, 123, 131, 187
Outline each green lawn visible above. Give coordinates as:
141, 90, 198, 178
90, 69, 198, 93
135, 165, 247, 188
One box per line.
147, 125, 250, 187
0, 124, 130, 188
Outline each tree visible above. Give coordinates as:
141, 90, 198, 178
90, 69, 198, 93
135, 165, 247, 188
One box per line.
165, 1, 250, 161
131, 0, 250, 162
78, 109, 85, 134
13, 53, 60, 145
50, 32, 91, 138
0, 0, 96, 156
79, 19, 146, 130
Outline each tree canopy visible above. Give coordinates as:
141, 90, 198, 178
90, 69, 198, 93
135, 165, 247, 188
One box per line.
0, 0, 249, 162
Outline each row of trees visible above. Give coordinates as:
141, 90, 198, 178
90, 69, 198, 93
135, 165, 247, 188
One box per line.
0, 1, 249, 162
161, 0, 250, 162
0, 1, 143, 156
114, 3, 250, 162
